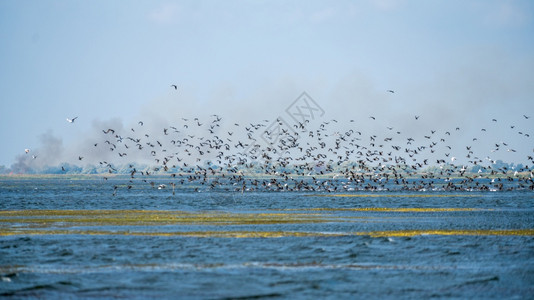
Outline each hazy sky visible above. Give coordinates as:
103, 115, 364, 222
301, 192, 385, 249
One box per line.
1, 0, 533, 168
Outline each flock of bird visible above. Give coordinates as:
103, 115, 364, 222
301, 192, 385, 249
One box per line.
24, 90, 534, 194
89, 112, 533, 194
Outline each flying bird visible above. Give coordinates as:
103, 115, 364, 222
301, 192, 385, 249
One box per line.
387, 90, 395, 93
171, 85, 178, 90
86, 110, 531, 195
67, 117, 78, 123
24, 149, 30, 154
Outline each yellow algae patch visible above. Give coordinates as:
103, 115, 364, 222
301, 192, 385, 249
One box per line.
0, 228, 533, 238
361, 229, 534, 237
0, 209, 165, 217
0, 229, 345, 238
302, 207, 484, 212
0, 209, 334, 226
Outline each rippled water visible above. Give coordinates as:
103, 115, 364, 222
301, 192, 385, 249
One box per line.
1, 178, 533, 299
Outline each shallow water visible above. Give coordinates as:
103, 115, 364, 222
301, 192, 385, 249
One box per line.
1, 178, 533, 299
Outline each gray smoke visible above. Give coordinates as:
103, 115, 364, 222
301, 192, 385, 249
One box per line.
10, 131, 64, 173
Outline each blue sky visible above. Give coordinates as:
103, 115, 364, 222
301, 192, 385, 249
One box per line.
1, 0, 533, 168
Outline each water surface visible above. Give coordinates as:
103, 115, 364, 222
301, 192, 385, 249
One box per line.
1, 179, 533, 299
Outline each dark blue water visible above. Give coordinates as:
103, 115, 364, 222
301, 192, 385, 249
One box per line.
1, 178, 533, 299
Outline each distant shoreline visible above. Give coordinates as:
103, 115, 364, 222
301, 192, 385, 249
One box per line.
0, 172, 530, 180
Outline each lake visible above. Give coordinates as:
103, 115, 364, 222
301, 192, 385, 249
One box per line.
1, 178, 533, 299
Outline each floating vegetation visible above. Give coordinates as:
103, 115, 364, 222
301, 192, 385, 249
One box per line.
0, 209, 532, 238
0, 229, 340, 238
1, 228, 532, 238
0, 207, 485, 228
0, 209, 335, 227
290, 207, 486, 212
364, 229, 534, 237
